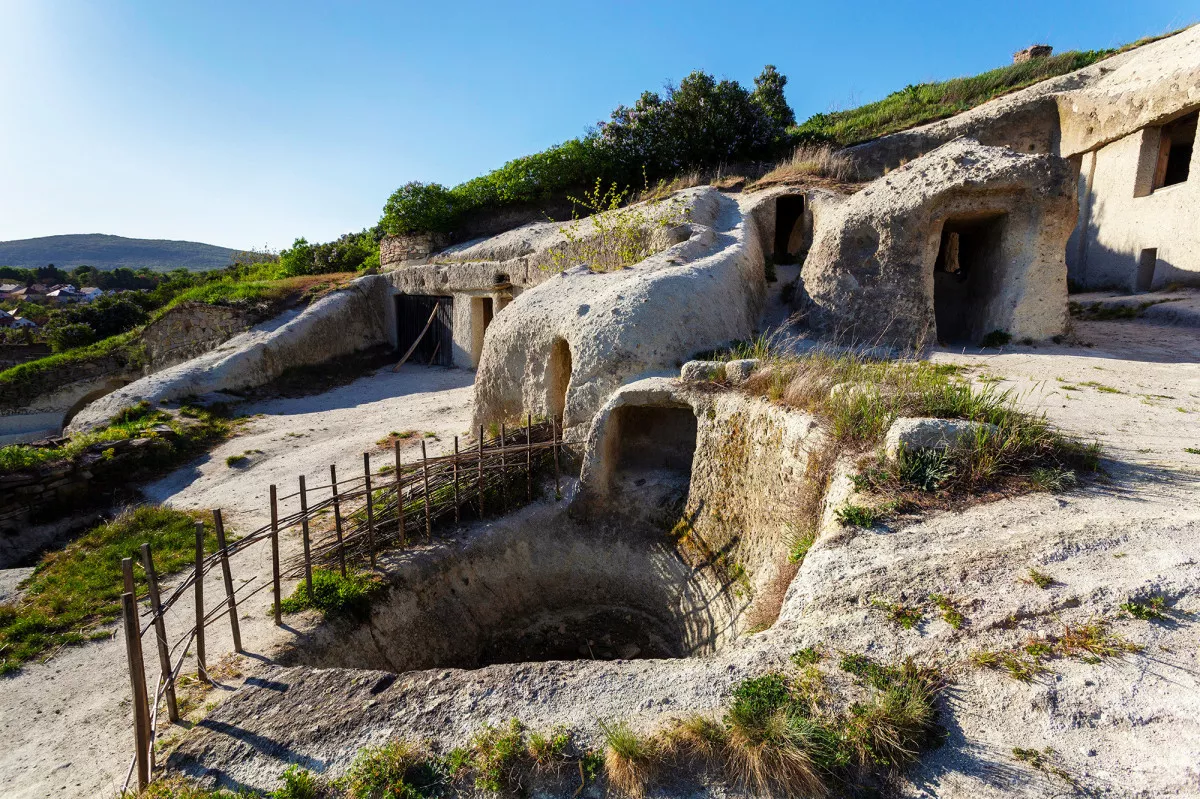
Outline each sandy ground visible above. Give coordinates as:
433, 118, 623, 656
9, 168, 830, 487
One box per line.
0, 365, 474, 799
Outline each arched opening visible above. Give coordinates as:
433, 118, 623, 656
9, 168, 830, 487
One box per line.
933, 213, 1008, 344
773, 195, 806, 264
547, 337, 571, 421
62, 379, 129, 429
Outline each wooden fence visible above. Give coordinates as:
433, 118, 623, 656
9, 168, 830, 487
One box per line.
117, 417, 564, 792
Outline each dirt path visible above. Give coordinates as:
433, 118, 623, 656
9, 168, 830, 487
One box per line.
0, 366, 474, 799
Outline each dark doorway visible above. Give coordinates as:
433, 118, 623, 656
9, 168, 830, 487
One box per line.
395, 294, 453, 366
1136, 248, 1158, 292
773, 195, 805, 263
933, 214, 1007, 344
548, 337, 572, 421
1155, 111, 1196, 190
470, 297, 494, 365
610, 405, 698, 483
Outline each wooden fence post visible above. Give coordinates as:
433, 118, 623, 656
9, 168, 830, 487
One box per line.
526, 413, 533, 502
394, 441, 405, 548
193, 521, 207, 683
212, 509, 242, 654
139, 543, 179, 723
298, 476, 313, 594
477, 425, 485, 518
552, 417, 561, 501
122, 591, 151, 791
270, 485, 281, 626
363, 453, 376, 568
421, 439, 432, 541
453, 436, 460, 525
330, 465, 347, 576
121, 557, 136, 598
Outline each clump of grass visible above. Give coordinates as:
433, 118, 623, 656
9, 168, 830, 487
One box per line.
661, 715, 726, 761
225, 454, 249, 468
527, 726, 571, 771
342, 740, 432, 799
1121, 596, 1168, 621
272, 765, 323, 799
471, 718, 526, 792
1028, 466, 1077, 491
790, 646, 822, 667
1012, 746, 1076, 785
0, 506, 217, 675
871, 597, 924, 630
1024, 568, 1056, 589
1185, 447, 1200, 455
601, 720, 659, 798
835, 503, 879, 528
929, 593, 966, 629
786, 527, 816, 564
972, 620, 1140, 682
979, 330, 1012, 348
970, 649, 1048, 683
752, 144, 859, 186
278, 568, 384, 620
895, 447, 956, 492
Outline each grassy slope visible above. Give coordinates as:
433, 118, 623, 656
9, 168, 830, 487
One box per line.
789, 31, 1180, 147
0, 506, 219, 675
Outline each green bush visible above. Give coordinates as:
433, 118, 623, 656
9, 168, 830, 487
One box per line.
279, 569, 384, 620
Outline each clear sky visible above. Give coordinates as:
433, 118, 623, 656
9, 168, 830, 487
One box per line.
0, 0, 1194, 252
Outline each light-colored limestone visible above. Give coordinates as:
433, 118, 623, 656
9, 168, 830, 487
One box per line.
883, 416, 997, 460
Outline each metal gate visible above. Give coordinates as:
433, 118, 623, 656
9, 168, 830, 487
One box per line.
395, 294, 453, 366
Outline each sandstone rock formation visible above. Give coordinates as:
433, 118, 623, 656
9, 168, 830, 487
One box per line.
797, 138, 1077, 348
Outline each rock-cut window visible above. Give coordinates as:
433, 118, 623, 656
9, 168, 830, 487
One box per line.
1153, 110, 1197, 191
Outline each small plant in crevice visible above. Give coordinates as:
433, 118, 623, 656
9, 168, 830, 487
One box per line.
929, 593, 966, 629
471, 718, 527, 793
895, 446, 956, 492
278, 568, 384, 620
835, 503, 879, 528
1120, 596, 1169, 621
1024, 568, 1057, 589
979, 329, 1012, 348
790, 646, 822, 667
1012, 746, 1079, 787
971, 619, 1141, 682
870, 597, 924, 630
272, 765, 323, 799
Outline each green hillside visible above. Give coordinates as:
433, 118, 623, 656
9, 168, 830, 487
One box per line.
0, 233, 241, 272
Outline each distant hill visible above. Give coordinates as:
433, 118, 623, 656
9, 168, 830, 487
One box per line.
0, 234, 242, 272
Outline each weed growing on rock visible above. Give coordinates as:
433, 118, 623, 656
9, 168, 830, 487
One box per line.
929, 593, 966, 629
1121, 596, 1168, 621
342, 740, 433, 799
471, 719, 526, 792
1012, 746, 1077, 786
790, 646, 822, 666
272, 765, 322, 799
279, 569, 384, 621
1024, 568, 1056, 589
871, 597, 924, 630
601, 720, 659, 798
971, 620, 1140, 681
527, 727, 571, 771
835, 503, 879, 528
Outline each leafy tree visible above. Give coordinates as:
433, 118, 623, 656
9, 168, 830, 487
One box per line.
752, 65, 795, 129
278, 229, 380, 276
380, 182, 457, 236
41, 295, 148, 352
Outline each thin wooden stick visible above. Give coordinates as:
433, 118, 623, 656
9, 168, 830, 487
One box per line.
526, 413, 533, 502
453, 436, 460, 525
391, 301, 441, 372
394, 441, 405, 548
421, 439, 432, 541
122, 591, 151, 790
212, 509, 242, 653
499, 423, 507, 510
364, 452, 376, 567
270, 485, 281, 626
477, 425, 485, 518
330, 465, 347, 576
193, 521, 207, 683
139, 543, 179, 723
299, 476, 313, 594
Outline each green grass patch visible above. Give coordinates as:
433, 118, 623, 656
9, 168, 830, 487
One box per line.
929, 593, 966, 629
0, 329, 144, 406
1025, 568, 1056, 589
790, 48, 1126, 146
871, 597, 924, 630
279, 568, 384, 621
0, 506, 216, 675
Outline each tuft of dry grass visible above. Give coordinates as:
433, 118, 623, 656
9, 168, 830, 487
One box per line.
601, 720, 659, 798
752, 144, 860, 187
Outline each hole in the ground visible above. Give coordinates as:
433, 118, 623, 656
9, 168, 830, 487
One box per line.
933, 213, 1007, 344
284, 509, 741, 673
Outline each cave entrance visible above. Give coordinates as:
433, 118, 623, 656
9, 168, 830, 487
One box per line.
605, 404, 698, 510
547, 338, 571, 422
470, 296, 494, 366
933, 213, 1007, 345
395, 293, 453, 366
773, 195, 805, 263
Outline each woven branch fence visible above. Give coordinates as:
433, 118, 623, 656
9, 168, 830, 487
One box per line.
116, 417, 564, 792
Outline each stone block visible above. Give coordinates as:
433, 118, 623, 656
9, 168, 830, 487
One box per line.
884, 417, 998, 461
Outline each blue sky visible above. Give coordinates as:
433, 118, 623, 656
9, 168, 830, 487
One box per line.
0, 1, 1194, 252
